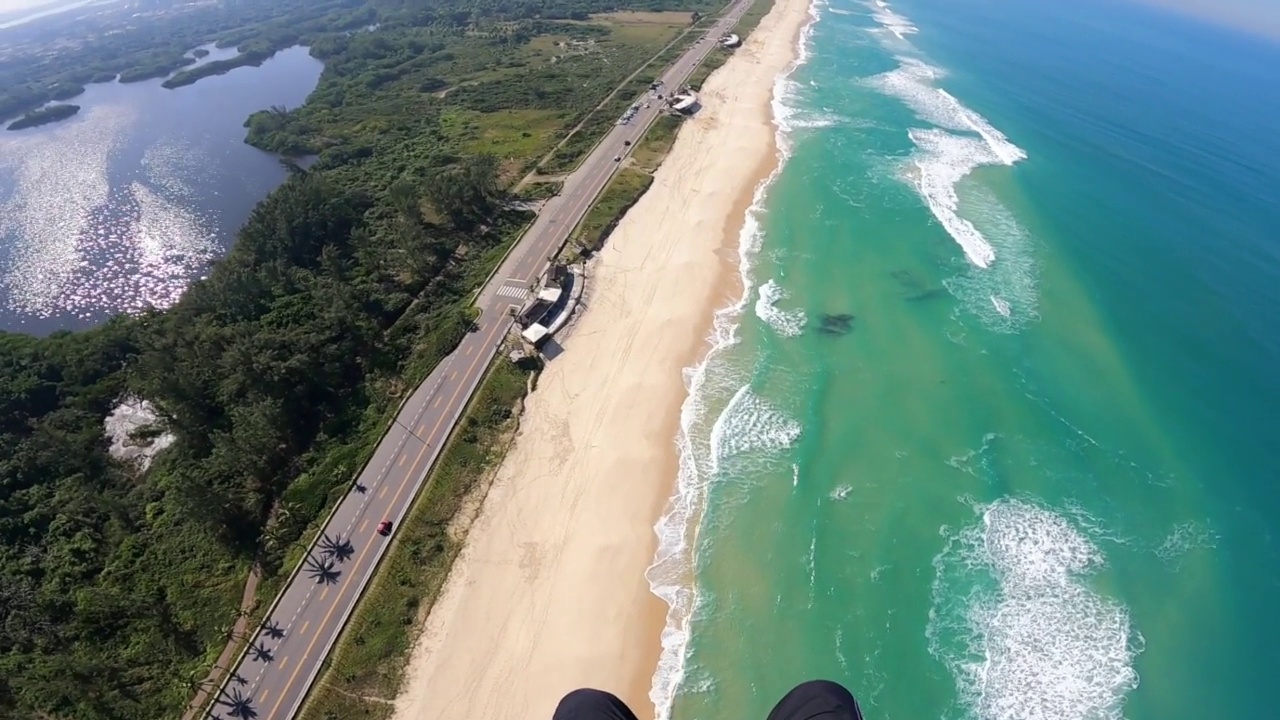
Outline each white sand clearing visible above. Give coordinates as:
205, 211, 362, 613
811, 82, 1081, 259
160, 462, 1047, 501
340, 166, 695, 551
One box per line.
391, 0, 812, 717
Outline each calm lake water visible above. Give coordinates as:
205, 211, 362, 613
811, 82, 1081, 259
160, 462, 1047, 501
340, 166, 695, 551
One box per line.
0, 44, 322, 334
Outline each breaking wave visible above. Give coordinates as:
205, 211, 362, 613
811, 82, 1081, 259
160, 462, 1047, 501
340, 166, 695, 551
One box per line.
754, 278, 808, 336
861, 3, 1037, 329
866, 57, 1027, 270
928, 498, 1142, 720
646, 1, 821, 717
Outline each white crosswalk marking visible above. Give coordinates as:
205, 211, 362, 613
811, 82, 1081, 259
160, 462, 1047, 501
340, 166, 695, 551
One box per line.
496, 285, 530, 300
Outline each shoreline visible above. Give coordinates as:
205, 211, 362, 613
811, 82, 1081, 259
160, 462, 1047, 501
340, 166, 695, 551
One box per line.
389, 0, 813, 717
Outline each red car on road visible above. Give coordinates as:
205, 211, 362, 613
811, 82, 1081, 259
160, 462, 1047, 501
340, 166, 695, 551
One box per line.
376, 520, 394, 536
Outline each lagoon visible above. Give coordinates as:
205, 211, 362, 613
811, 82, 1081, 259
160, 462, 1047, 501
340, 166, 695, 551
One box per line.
0, 44, 322, 334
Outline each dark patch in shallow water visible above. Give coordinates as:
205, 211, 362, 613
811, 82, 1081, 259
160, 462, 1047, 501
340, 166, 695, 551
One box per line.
815, 313, 854, 336
892, 269, 946, 302
904, 287, 948, 302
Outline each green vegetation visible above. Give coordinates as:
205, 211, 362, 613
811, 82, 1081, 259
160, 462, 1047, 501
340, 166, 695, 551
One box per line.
566, 112, 681, 256
0, 163, 521, 720
117, 55, 197, 84
298, 358, 534, 720
629, 113, 683, 169
6, 103, 80, 130
193, 48, 212, 59
536, 12, 701, 174
49, 82, 85, 101
573, 168, 655, 253
517, 180, 565, 201
565, 0, 774, 258
162, 49, 277, 89
0, 0, 733, 718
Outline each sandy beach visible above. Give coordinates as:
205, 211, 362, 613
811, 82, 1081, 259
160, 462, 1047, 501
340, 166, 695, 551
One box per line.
390, 0, 811, 717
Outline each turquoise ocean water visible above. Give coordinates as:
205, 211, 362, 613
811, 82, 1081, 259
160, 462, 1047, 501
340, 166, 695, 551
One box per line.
646, 1, 1280, 719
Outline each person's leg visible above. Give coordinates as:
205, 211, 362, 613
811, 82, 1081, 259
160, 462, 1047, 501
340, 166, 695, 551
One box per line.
765, 680, 863, 720
552, 689, 642, 720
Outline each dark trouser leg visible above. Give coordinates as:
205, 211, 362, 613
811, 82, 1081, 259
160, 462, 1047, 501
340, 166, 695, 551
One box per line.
552, 689, 641, 720
766, 680, 863, 720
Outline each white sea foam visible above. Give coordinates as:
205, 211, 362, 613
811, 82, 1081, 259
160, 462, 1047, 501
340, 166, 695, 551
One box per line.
1154, 521, 1219, 568
754, 278, 808, 336
830, 483, 853, 501
928, 498, 1142, 720
865, 57, 1028, 270
941, 182, 1041, 332
646, 2, 822, 715
710, 385, 803, 466
860, 9, 1039, 328
870, 4, 917, 39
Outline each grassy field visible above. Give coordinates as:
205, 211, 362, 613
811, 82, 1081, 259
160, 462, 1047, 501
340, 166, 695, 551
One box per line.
571, 168, 655, 254
442, 108, 565, 161
629, 113, 683, 171
297, 358, 534, 720
536, 12, 705, 174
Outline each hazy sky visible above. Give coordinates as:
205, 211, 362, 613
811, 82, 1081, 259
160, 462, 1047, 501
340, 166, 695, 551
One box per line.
1135, 0, 1280, 40
0, 0, 67, 11
1, 0, 1276, 40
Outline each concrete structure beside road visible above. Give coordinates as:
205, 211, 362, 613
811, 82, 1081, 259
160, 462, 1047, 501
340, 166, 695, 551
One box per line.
670, 90, 701, 114
519, 264, 584, 349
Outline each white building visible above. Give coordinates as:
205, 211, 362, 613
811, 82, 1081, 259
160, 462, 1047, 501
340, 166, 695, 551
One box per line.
670, 91, 700, 114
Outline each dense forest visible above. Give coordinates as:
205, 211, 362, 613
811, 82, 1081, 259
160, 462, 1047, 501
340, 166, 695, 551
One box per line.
0, 0, 718, 717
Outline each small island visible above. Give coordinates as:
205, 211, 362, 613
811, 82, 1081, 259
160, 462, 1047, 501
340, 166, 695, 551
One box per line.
162, 49, 273, 89
7, 104, 81, 131
192, 48, 211, 58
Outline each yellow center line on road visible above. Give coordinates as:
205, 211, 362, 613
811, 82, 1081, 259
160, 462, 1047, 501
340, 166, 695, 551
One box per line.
264, 319, 507, 719
320, 587, 330, 601
397, 454, 406, 467
259, 688, 271, 703
433, 395, 443, 408
279, 656, 289, 670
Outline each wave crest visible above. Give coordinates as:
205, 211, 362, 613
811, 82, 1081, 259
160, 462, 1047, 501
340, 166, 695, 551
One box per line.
754, 278, 807, 336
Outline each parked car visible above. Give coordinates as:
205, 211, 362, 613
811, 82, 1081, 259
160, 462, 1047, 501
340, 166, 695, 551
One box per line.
376, 519, 394, 536
613, 155, 621, 162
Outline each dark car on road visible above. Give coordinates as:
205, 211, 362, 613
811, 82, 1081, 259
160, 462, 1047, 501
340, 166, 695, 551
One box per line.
376, 519, 394, 536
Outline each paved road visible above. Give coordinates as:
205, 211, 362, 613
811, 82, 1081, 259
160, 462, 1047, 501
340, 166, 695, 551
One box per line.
206, 6, 750, 719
